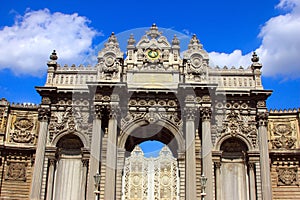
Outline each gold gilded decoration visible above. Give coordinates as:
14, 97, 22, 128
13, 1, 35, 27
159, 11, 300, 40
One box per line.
146, 49, 160, 60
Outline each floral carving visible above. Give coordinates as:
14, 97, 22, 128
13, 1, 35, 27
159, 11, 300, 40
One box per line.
271, 123, 296, 149
6, 162, 27, 181
10, 118, 35, 143
277, 166, 298, 186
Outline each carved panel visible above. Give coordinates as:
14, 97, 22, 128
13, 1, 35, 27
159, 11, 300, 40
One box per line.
218, 110, 258, 148
5, 161, 27, 181
8, 113, 38, 145
269, 121, 298, 149
277, 166, 298, 186
48, 107, 89, 142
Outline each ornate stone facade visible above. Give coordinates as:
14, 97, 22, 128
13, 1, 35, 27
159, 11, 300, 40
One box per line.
0, 25, 299, 200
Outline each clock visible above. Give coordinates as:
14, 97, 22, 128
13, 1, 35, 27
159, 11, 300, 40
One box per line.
146, 49, 160, 59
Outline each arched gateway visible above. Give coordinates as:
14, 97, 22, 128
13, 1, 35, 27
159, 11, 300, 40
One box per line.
31, 24, 273, 200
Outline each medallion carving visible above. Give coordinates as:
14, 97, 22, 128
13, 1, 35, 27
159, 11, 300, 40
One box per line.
6, 161, 27, 181
10, 118, 35, 143
277, 166, 298, 186
271, 123, 296, 149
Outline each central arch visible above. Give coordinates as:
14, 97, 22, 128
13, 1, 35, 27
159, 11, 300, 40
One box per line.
118, 118, 185, 158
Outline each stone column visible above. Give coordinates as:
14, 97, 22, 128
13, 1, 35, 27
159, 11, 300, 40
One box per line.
81, 159, 89, 200
104, 96, 119, 200
248, 162, 256, 200
116, 148, 126, 200
30, 106, 50, 200
46, 158, 55, 200
215, 161, 221, 200
257, 112, 272, 200
201, 107, 213, 200
87, 105, 103, 200
184, 104, 197, 200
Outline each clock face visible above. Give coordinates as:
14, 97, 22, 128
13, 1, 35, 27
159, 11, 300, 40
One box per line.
147, 49, 160, 59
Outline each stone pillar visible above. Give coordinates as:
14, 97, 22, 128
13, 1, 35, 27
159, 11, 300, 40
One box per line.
249, 162, 256, 200
116, 148, 126, 200
87, 105, 103, 200
46, 158, 55, 200
81, 159, 89, 200
178, 151, 186, 200
257, 112, 272, 200
201, 107, 213, 200
184, 102, 197, 200
104, 96, 119, 200
215, 161, 221, 200
30, 106, 50, 200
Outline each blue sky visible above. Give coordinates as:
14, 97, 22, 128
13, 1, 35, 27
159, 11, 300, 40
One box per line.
0, 0, 299, 110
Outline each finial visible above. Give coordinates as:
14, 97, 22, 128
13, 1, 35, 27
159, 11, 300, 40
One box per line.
108, 32, 118, 43
172, 35, 180, 46
50, 50, 58, 61
127, 34, 136, 46
251, 52, 259, 62
190, 34, 200, 44
146, 23, 162, 39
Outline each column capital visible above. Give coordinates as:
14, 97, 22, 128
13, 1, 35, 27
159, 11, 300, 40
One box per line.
257, 111, 268, 126
82, 159, 89, 167
49, 158, 56, 166
248, 162, 255, 170
38, 106, 50, 122
215, 161, 221, 169
200, 107, 211, 121
94, 105, 103, 120
109, 104, 120, 120
184, 106, 197, 121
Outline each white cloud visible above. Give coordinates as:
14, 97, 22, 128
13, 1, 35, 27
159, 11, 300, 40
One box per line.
209, 0, 300, 78
0, 9, 99, 76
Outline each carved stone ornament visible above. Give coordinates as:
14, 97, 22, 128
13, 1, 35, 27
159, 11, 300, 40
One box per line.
38, 107, 50, 122
6, 161, 27, 181
277, 166, 298, 186
10, 118, 35, 143
220, 110, 258, 147
97, 32, 123, 81
271, 123, 296, 149
48, 107, 89, 141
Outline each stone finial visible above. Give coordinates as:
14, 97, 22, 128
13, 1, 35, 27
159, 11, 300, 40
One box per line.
104, 32, 120, 49
188, 34, 203, 49
146, 23, 162, 39
251, 51, 262, 70
251, 52, 259, 62
127, 34, 136, 46
172, 35, 180, 46
50, 50, 58, 61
